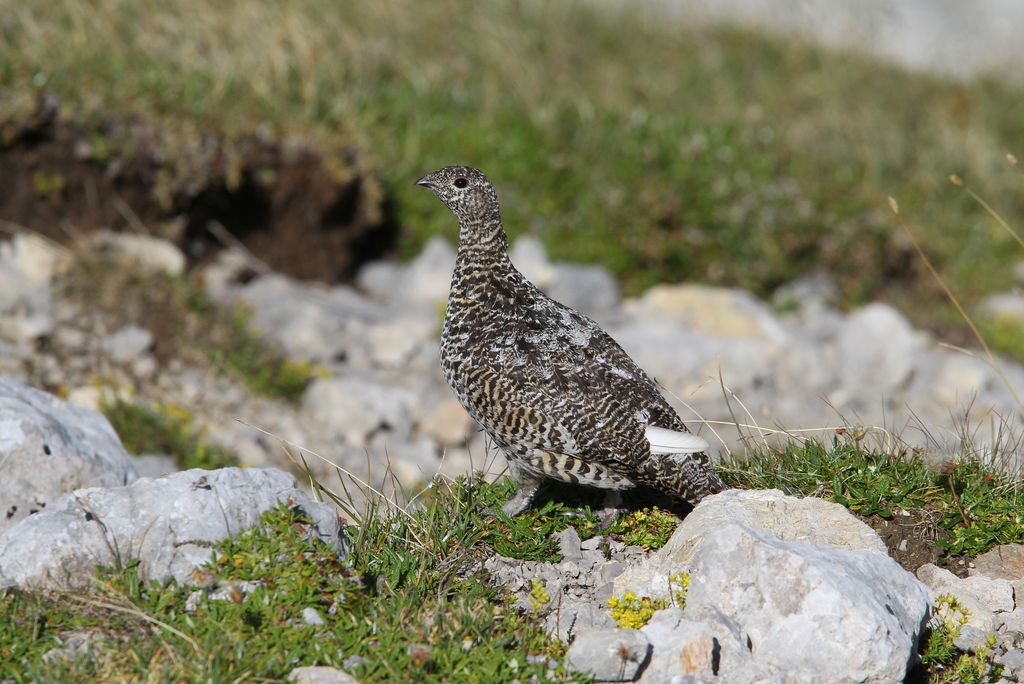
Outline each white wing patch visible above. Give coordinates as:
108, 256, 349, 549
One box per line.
645, 425, 709, 455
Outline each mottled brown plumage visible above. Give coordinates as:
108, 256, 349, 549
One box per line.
417, 166, 727, 516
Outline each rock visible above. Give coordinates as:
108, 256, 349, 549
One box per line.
302, 377, 416, 447
972, 543, 1024, 584
0, 378, 138, 532
555, 526, 584, 562
234, 274, 383, 365
623, 284, 788, 342
132, 454, 180, 478
917, 564, 1002, 635
418, 398, 473, 448
360, 236, 455, 306
302, 607, 325, 626
615, 489, 885, 598
1, 233, 66, 286
681, 522, 930, 683
566, 628, 650, 682
836, 303, 922, 397
287, 666, 360, 684
638, 607, 765, 683
101, 325, 153, 363
546, 597, 616, 642
548, 263, 621, 319
997, 648, 1024, 681
510, 236, 556, 290
93, 232, 185, 276
363, 316, 435, 369
981, 291, 1024, 324
41, 629, 100, 665
0, 467, 343, 590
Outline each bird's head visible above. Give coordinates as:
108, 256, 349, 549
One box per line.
416, 166, 502, 230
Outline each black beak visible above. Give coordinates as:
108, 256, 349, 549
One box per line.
415, 174, 434, 188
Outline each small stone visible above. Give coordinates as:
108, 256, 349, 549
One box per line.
302, 607, 325, 626
566, 628, 650, 682
94, 232, 185, 276
341, 655, 368, 671
41, 630, 98, 665
555, 526, 583, 562
287, 666, 359, 684
997, 649, 1024, 679
102, 325, 153, 363
420, 398, 474, 448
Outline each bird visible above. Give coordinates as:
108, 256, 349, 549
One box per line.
416, 165, 727, 518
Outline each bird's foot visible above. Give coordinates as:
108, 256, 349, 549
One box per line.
595, 490, 626, 530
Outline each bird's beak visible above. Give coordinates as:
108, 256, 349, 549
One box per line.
415, 174, 435, 188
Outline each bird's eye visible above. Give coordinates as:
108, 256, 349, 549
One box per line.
454, 178, 469, 189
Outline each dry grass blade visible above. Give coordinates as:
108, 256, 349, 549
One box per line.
888, 198, 1024, 413
68, 594, 201, 654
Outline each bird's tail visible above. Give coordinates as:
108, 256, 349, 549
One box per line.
641, 425, 728, 505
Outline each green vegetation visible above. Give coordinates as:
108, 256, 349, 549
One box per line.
718, 439, 1024, 561
101, 399, 237, 470
208, 303, 319, 402
0, 495, 583, 682
920, 595, 1003, 683
59, 256, 317, 403
608, 507, 679, 551
3, 1, 1023, 334
607, 571, 690, 629
471, 478, 601, 562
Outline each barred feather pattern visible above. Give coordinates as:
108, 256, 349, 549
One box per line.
417, 166, 727, 514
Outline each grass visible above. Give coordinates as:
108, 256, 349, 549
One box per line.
718, 439, 1024, 561
100, 398, 237, 470
2, 442, 1021, 681
0, 492, 585, 682
2, 0, 1024, 337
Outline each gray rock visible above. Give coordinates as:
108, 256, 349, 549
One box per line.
302, 377, 417, 447
132, 454, 180, 478
510, 236, 557, 290
234, 274, 383, 365
0, 467, 343, 590
41, 629, 100, 665
623, 284, 788, 343
566, 628, 650, 682
680, 522, 930, 683
836, 303, 922, 397
638, 607, 764, 684
997, 648, 1024, 680
302, 607, 325, 626
0, 379, 138, 532
918, 564, 1001, 635
615, 489, 885, 598
546, 596, 616, 642
93, 231, 185, 276
101, 324, 153, 363
287, 666, 360, 684
548, 263, 621, 319
359, 236, 455, 307
556, 526, 583, 562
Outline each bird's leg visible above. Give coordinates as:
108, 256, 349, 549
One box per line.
501, 471, 543, 517
595, 490, 625, 529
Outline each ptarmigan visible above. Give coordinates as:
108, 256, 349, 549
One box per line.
416, 166, 727, 517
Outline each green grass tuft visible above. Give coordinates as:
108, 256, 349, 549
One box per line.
101, 399, 238, 470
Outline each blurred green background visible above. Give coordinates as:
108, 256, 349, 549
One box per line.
2, 0, 1022, 341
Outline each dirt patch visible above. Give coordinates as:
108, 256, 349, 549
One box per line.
0, 96, 397, 282
858, 508, 967, 576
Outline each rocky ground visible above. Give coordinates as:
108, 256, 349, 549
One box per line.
4, 230, 1024, 681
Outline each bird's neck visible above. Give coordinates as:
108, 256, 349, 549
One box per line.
455, 214, 509, 268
